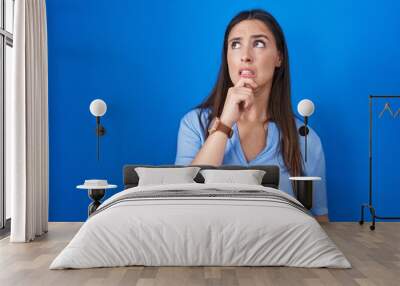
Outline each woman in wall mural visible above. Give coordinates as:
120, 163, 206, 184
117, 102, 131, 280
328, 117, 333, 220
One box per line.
175, 9, 328, 222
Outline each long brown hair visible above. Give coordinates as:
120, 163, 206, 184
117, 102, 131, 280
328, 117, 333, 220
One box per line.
196, 9, 304, 176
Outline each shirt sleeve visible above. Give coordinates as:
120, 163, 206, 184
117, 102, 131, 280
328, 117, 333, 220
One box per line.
303, 128, 329, 216
175, 110, 204, 165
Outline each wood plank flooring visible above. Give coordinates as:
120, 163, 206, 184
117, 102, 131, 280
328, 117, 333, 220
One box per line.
0, 222, 399, 286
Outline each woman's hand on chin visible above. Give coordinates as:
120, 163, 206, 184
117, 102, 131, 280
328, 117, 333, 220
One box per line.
220, 77, 258, 127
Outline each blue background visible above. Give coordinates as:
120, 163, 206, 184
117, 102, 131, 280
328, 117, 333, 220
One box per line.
47, 0, 400, 222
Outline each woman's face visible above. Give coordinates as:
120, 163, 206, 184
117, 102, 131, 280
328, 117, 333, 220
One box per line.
227, 19, 282, 89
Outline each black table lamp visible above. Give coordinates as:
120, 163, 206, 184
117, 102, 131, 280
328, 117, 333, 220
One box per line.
89, 99, 107, 160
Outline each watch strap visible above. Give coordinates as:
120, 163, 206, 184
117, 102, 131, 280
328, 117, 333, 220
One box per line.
216, 120, 233, 138
209, 117, 233, 138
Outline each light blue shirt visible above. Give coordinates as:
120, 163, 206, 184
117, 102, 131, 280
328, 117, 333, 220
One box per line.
175, 108, 328, 216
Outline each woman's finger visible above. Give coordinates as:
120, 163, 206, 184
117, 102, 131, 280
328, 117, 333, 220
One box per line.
235, 77, 258, 90
235, 92, 254, 107
235, 86, 254, 94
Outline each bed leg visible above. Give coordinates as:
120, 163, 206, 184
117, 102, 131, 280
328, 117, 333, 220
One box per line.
359, 205, 364, 225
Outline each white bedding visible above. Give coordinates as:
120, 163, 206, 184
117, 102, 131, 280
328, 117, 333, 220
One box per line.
50, 183, 351, 269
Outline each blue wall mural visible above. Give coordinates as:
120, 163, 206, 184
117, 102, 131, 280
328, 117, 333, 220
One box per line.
47, 0, 400, 221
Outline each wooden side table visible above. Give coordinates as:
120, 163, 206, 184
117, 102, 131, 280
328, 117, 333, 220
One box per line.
77, 180, 117, 216
289, 176, 321, 210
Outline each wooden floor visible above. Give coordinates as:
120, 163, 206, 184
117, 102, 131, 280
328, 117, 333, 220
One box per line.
0, 222, 399, 286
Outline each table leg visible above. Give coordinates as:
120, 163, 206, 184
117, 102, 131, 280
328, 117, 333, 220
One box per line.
296, 180, 313, 210
88, 189, 105, 216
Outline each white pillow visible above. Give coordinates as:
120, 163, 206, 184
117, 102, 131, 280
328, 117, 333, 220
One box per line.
200, 169, 266, 185
135, 167, 201, 186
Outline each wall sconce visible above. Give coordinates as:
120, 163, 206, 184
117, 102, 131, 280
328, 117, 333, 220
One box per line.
89, 99, 107, 160
297, 99, 315, 163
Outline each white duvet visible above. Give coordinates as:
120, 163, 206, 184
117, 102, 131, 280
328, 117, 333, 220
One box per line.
50, 183, 351, 269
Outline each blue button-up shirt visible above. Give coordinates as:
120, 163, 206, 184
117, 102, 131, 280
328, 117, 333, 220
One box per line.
175, 108, 328, 216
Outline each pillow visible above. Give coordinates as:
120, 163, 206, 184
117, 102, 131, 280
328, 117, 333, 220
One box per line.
135, 167, 201, 186
200, 169, 266, 185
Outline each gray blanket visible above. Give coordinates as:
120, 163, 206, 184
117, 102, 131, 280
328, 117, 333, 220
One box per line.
91, 188, 309, 218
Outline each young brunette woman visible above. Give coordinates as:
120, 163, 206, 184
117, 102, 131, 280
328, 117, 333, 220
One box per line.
175, 9, 328, 222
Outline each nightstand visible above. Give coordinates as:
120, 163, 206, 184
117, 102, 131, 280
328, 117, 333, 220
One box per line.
77, 180, 117, 216
289, 176, 321, 210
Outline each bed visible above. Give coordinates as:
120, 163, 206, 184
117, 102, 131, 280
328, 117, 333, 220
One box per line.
50, 165, 351, 269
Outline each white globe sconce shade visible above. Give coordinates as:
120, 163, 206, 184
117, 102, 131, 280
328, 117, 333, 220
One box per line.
297, 99, 315, 117
90, 99, 107, 117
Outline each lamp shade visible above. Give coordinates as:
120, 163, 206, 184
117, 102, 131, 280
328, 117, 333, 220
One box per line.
297, 99, 315, 117
89, 99, 107, 117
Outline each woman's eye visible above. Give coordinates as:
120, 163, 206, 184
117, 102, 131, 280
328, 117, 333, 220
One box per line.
254, 40, 266, 48
231, 41, 241, 49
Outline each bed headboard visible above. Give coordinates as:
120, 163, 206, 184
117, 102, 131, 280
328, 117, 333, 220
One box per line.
123, 165, 280, 189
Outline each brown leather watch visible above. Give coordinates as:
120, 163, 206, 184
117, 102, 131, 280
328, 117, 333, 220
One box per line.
208, 117, 233, 138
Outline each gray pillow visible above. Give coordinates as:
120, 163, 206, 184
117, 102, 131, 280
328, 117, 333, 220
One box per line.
135, 167, 201, 186
200, 169, 266, 185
